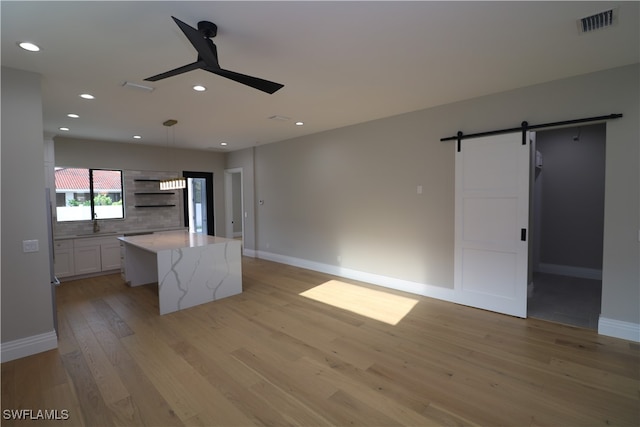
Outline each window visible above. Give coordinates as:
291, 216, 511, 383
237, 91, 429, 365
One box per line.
54, 167, 124, 222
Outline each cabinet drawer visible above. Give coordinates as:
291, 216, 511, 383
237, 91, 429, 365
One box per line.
74, 237, 108, 247
54, 239, 73, 250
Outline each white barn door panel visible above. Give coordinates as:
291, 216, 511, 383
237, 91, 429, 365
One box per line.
455, 132, 530, 318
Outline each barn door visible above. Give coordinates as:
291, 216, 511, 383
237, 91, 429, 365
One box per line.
454, 132, 530, 317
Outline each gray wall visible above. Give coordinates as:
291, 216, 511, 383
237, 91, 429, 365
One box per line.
54, 137, 227, 236
248, 64, 639, 326
2, 63, 638, 356
536, 124, 606, 271
1, 67, 55, 343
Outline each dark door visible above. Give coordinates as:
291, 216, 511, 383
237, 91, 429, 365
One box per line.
182, 171, 214, 235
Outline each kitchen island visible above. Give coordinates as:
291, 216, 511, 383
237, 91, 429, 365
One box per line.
118, 230, 242, 315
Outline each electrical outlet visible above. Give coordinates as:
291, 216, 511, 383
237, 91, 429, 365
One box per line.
23, 239, 39, 253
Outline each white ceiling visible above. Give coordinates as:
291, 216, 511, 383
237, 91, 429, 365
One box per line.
2, 1, 638, 152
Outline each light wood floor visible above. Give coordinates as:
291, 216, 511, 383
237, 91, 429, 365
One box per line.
2, 257, 639, 426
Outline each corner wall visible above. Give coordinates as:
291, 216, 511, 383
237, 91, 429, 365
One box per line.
1, 67, 57, 361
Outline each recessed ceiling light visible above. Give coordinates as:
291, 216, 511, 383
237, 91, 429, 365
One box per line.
18, 42, 40, 52
67, 113, 79, 118
295, 121, 304, 126
133, 135, 142, 139
220, 142, 228, 146
59, 127, 70, 131
193, 85, 206, 92
80, 93, 95, 100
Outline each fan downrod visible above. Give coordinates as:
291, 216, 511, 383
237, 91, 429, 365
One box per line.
198, 21, 217, 38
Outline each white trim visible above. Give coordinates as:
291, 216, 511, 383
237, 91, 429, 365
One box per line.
224, 168, 244, 240
255, 250, 456, 303
598, 317, 640, 342
58, 268, 120, 283
536, 263, 602, 280
242, 248, 257, 258
1, 330, 58, 362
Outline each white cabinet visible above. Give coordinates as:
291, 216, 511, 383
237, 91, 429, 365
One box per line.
101, 240, 122, 271
74, 239, 102, 275
53, 240, 74, 278
55, 235, 122, 278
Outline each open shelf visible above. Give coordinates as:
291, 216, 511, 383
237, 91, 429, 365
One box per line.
133, 178, 178, 209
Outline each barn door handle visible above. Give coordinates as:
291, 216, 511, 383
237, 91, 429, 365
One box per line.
521, 229, 527, 241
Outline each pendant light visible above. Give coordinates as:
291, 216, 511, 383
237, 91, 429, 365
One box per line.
160, 119, 186, 190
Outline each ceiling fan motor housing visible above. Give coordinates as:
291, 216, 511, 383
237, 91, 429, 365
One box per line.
144, 16, 284, 94
198, 21, 217, 38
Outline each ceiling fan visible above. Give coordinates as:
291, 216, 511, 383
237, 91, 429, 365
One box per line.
145, 16, 284, 94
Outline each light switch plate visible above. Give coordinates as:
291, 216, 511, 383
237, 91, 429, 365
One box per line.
23, 239, 39, 253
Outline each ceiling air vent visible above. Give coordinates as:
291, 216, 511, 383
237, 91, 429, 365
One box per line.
268, 115, 291, 122
578, 8, 617, 33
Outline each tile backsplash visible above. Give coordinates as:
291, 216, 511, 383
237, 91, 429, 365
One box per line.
54, 169, 184, 237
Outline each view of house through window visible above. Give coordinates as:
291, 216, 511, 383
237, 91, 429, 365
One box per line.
55, 167, 124, 222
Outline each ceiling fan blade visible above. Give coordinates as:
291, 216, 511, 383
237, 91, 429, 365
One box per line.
206, 67, 284, 94
171, 16, 218, 66
147, 16, 284, 93
145, 61, 205, 82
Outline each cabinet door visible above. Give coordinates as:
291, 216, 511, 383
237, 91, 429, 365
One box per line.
74, 245, 101, 275
101, 242, 122, 271
54, 240, 74, 277
54, 250, 74, 277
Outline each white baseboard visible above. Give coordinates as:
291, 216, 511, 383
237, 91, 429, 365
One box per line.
536, 263, 602, 280
255, 250, 456, 303
250, 251, 638, 342
598, 317, 640, 342
242, 248, 257, 258
1, 330, 58, 363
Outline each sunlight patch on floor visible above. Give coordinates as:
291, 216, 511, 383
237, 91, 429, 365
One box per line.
299, 280, 419, 325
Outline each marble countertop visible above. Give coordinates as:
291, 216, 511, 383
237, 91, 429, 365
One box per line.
118, 230, 237, 253
54, 227, 186, 240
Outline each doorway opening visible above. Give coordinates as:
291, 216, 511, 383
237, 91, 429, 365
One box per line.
527, 124, 605, 329
183, 171, 214, 235
224, 168, 244, 244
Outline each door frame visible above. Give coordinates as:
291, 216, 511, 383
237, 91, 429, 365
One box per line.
182, 171, 214, 235
224, 168, 244, 240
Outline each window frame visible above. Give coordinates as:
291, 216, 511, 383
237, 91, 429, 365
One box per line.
55, 167, 125, 222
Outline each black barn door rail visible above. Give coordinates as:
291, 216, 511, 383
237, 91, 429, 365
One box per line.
441, 113, 623, 152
